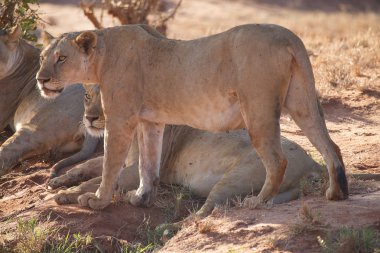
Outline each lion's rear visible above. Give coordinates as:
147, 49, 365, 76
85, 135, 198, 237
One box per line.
284, 33, 349, 200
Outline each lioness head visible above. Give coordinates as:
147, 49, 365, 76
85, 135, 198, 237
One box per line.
37, 31, 99, 99
0, 25, 22, 79
83, 84, 105, 137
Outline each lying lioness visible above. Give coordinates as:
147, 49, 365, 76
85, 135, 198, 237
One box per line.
0, 26, 98, 177
50, 84, 321, 217
37, 24, 348, 210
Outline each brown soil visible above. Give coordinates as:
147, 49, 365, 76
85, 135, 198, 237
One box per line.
161, 192, 380, 252
1, 0, 379, 252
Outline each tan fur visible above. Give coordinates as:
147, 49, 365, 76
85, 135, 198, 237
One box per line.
0, 28, 97, 176
37, 24, 348, 210
51, 85, 320, 217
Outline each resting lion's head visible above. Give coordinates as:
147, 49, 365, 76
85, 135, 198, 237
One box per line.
0, 25, 23, 79
83, 84, 104, 137
37, 31, 99, 99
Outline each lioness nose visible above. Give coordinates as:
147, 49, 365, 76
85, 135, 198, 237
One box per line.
37, 77, 51, 85
85, 116, 99, 124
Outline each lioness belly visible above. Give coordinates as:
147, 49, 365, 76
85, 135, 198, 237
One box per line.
140, 94, 245, 131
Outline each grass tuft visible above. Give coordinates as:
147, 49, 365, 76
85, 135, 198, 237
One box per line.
318, 227, 379, 253
2, 216, 96, 253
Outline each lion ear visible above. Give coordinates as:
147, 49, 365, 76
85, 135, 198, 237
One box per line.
73, 31, 97, 55
8, 24, 22, 42
42, 31, 55, 47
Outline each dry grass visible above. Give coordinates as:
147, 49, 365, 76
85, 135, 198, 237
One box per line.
288, 202, 327, 239
299, 202, 321, 224
348, 176, 380, 195
318, 227, 380, 253
275, 12, 380, 100
171, 2, 380, 104
195, 219, 216, 234
153, 184, 203, 223
0, 216, 96, 253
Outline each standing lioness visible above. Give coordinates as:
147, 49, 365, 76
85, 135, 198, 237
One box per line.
37, 24, 348, 210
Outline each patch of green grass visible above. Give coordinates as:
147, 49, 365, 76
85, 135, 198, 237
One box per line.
136, 215, 166, 247
121, 243, 155, 253
13, 217, 53, 253
47, 232, 94, 253
3, 216, 95, 253
133, 216, 165, 252
318, 227, 379, 253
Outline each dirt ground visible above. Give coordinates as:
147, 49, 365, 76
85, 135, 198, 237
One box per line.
1, 0, 380, 252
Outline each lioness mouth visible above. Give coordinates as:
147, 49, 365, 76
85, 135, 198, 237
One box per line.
42, 86, 64, 95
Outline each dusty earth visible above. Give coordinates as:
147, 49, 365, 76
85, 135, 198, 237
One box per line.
1, 0, 380, 252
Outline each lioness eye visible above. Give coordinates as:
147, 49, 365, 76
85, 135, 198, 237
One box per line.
39, 56, 44, 62
57, 55, 66, 63
85, 93, 91, 100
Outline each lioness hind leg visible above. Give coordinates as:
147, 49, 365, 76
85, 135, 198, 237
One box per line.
285, 68, 348, 200
240, 102, 287, 208
0, 128, 47, 176
287, 105, 348, 200
197, 166, 254, 217
272, 188, 300, 204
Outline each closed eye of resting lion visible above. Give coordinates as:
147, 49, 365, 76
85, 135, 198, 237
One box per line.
37, 24, 348, 210
51, 84, 321, 217
0, 26, 98, 177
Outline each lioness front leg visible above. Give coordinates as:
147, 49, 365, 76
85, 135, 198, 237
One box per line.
78, 121, 136, 210
128, 121, 165, 207
48, 156, 103, 189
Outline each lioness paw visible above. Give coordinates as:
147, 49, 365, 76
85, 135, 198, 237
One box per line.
127, 190, 155, 207
54, 193, 72, 205
243, 196, 273, 209
78, 192, 110, 210
325, 186, 347, 201
47, 178, 63, 190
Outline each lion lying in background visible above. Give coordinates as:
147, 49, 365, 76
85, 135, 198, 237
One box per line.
50, 84, 321, 217
0, 26, 98, 177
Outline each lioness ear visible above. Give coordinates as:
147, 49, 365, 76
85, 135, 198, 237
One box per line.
42, 31, 55, 47
73, 31, 97, 55
8, 24, 22, 42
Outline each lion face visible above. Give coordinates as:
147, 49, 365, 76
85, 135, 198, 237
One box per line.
37, 31, 98, 99
83, 84, 105, 137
